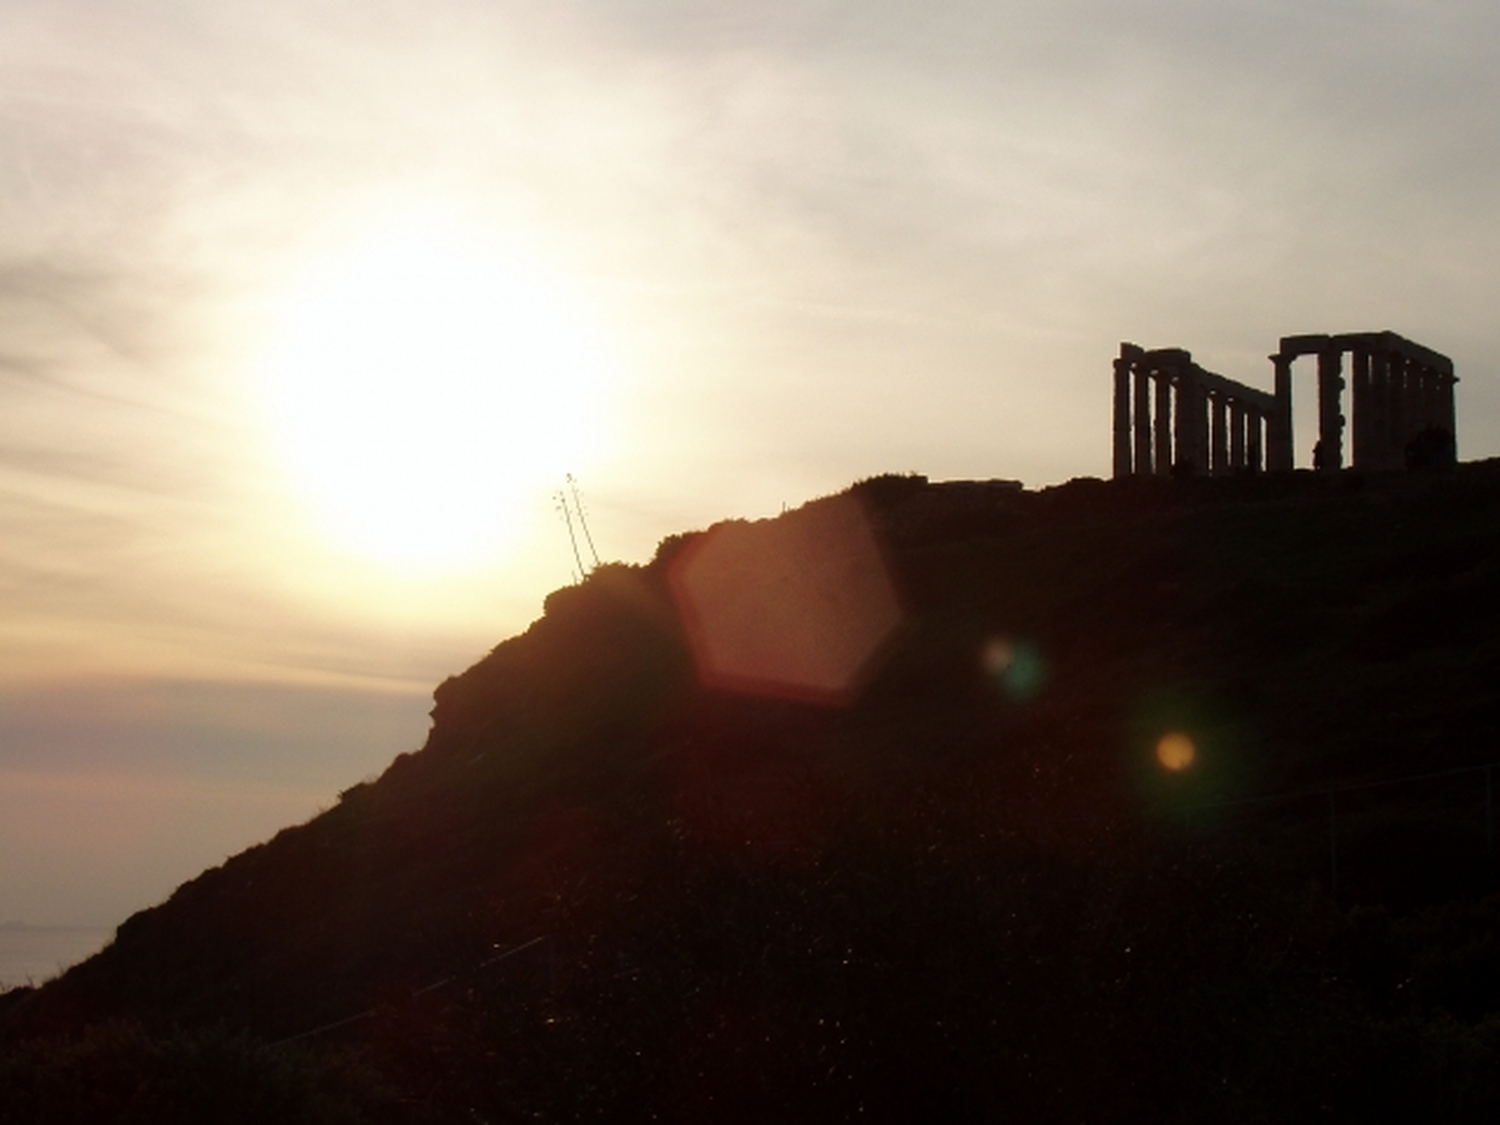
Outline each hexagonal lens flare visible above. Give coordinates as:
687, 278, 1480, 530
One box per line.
668, 494, 905, 706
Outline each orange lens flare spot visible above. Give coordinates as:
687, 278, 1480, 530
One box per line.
1156, 732, 1196, 772
668, 494, 903, 706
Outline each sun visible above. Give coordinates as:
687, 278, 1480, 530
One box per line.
257, 218, 614, 574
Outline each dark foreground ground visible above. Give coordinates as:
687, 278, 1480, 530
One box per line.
7, 464, 1500, 1123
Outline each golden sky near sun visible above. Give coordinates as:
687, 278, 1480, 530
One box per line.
255, 212, 617, 575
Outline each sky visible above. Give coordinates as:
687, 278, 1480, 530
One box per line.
2, 0, 1499, 928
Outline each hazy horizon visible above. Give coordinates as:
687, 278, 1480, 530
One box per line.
4, 0, 1500, 927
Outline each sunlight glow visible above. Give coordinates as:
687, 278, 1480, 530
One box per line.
1156, 732, 1196, 772
257, 216, 614, 574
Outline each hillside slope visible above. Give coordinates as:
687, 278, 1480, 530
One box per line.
8, 464, 1500, 1121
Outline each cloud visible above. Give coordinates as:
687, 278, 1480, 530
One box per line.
0, 0, 1496, 669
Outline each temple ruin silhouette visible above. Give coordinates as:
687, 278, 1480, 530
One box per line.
1112, 332, 1458, 478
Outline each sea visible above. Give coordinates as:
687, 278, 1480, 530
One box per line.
0, 924, 114, 991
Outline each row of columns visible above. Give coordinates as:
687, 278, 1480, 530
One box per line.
1113, 345, 1281, 478
1273, 335, 1458, 473
1114, 333, 1457, 479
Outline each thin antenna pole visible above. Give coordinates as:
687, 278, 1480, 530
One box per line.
556, 491, 585, 581
567, 474, 601, 568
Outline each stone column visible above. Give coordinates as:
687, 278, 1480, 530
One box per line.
1427, 369, 1444, 433
1211, 391, 1228, 476
1229, 400, 1246, 471
1134, 366, 1152, 475
1440, 372, 1458, 451
1350, 349, 1371, 469
1113, 354, 1133, 479
1173, 370, 1204, 476
1268, 354, 1294, 471
1155, 374, 1173, 476
1409, 367, 1427, 435
1368, 351, 1391, 470
1390, 354, 1409, 467
1247, 408, 1263, 472
1316, 348, 1345, 471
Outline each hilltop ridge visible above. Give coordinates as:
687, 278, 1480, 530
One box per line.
8, 464, 1500, 1121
